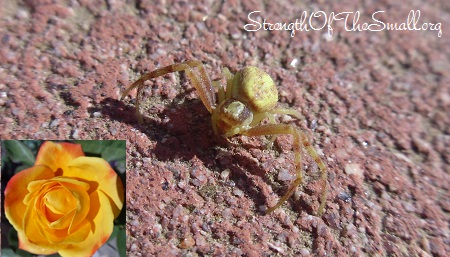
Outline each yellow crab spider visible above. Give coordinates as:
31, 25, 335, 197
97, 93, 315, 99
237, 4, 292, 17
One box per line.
121, 60, 328, 215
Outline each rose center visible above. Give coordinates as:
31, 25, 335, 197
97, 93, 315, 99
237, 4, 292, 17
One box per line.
43, 186, 77, 222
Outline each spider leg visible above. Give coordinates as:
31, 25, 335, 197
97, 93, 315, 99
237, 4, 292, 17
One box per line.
269, 107, 302, 119
251, 113, 278, 149
121, 60, 216, 123
267, 108, 302, 149
242, 124, 327, 215
252, 108, 301, 150
212, 80, 225, 104
222, 67, 235, 100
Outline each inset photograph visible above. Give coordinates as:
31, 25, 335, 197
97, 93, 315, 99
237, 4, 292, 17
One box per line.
1, 140, 126, 257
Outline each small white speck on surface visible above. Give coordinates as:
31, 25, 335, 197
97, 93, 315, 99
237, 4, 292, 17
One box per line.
231, 247, 243, 255
16, 8, 30, 19
177, 180, 186, 189
259, 205, 268, 212
109, 127, 118, 135
345, 163, 364, 178
299, 248, 310, 256
130, 243, 138, 252
195, 22, 206, 30
278, 169, 295, 181
322, 32, 333, 42
232, 188, 244, 197
290, 58, 299, 68
11, 108, 21, 116
280, 114, 294, 123
129, 219, 139, 227
220, 169, 230, 180
310, 119, 317, 130
231, 32, 240, 39
72, 129, 79, 139
191, 179, 202, 187
267, 242, 284, 254
49, 119, 59, 128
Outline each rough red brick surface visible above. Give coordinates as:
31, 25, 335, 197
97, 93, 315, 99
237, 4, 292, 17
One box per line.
1, 0, 449, 256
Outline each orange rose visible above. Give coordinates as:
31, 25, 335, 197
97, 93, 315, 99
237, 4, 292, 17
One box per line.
4, 141, 124, 257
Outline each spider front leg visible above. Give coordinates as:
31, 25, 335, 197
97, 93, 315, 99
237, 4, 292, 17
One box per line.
121, 60, 216, 123
251, 108, 302, 150
242, 124, 328, 215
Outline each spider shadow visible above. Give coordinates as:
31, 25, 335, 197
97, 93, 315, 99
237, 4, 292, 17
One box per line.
100, 96, 291, 213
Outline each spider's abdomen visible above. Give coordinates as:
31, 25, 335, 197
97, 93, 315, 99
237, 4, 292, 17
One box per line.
232, 66, 279, 112
215, 99, 253, 137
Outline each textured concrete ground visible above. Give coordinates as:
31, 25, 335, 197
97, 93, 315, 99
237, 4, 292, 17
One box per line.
1, 0, 449, 256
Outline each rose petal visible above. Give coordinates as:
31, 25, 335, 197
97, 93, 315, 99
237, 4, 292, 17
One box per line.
57, 178, 91, 232
23, 195, 57, 246
47, 207, 76, 230
66, 156, 124, 217
58, 191, 115, 257
35, 142, 85, 175
26, 202, 91, 246
44, 186, 77, 216
41, 218, 91, 245
4, 165, 54, 232
17, 230, 58, 255
25, 192, 91, 245
34, 177, 91, 220
58, 219, 91, 244
51, 176, 91, 190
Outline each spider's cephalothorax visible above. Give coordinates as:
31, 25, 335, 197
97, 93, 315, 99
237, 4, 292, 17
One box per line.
121, 60, 328, 215
212, 66, 278, 137
213, 99, 253, 137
